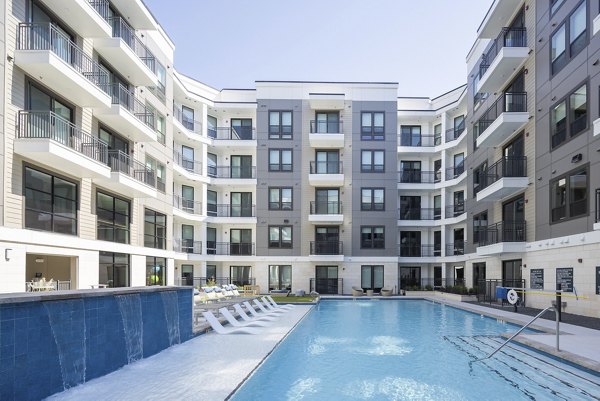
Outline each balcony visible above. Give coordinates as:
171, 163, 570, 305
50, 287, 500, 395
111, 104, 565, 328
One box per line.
15, 23, 111, 108
173, 105, 203, 139
206, 242, 255, 256
310, 241, 343, 255
397, 208, 441, 227
477, 27, 528, 93
446, 242, 465, 256
173, 194, 202, 216
15, 111, 111, 179
445, 162, 466, 182
173, 239, 202, 254
109, 0, 156, 29
398, 134, 437, 153
309, 201, 343, 224
38, 0, 111, 37
398, 244, 439, 258
308, 161, 344, 187
95, 84, 157, 142
445, 204, 466, 222
397, 170, 437, 189
475, 92, 528, 148
476, 221, 527, 255
94, 17, 156, 86
477, 0, 524, 39
206, 204, 257, 224
208, 127, 256, 143
309, 120, 344, 148
94, 150, 157, 197
477, 156, 528, 202
207, 166, 257, 186
173, 150, 203, 178
445, 121, 466, 143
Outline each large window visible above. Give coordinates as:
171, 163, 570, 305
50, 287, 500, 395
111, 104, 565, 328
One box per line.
551, 166, 588, 223
269, 187, 292, 210
146, 157, 165, 192
269, 226, 292, 248
97, 191, 130, 243
361, 150, 384, 172
99, 251, 129, 288
399, 231, 421, 257
269, 265, 292, 291
361, 112, 385, 140
361, 265, 384, 292
24, 166, 78, 235
473, 161, 488, 196
473, 211, 488, 245
269, 149, 293, 172
551, 1, 587, 75
400, 125, 421, 146
360, 226, 385, 249
146, 256, 166, 286
230, 266, 252, 286
269, 111, 292, 139
144, 209, 166, 249
551, 83, 587, 149
361, 188, 385, 211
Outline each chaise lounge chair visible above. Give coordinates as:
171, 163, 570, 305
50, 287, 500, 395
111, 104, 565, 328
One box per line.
352, 286, 364, 297
256, 298, 286, 314
218, 307, 271, 327
234, 303, 276, 322
201, 311, 259, 334
266, 295, 295, 309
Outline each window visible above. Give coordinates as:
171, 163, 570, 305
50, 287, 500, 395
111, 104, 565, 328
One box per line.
269, 265, 292, 291
230, 266, 252, 286
313, 112, 340, 133
231, 118, 253, 140
399, 266, 420, 290
361, 265, 384, 291
269, 226, 292, 248
400, 160, 422, 183
230, 229, 252, 255
400, 125, 421, 146
551, 83, 587, 148
551, 166, 588, 222
146, 157, 165, 192
206, 228, 216, 255
230, 155, 253, 178
181, 224, 195, 253
361, 226, 385, 249
314, 150, 339, 173
269, 187, 292, 210
269, 149, 292, 172
182, 106, 195, 131
150, 61, 166, 102
399, 196, 421, 220
207, 190, 217, 216
99, 126, 129, 154
434, 124, 442, 145
207, 115, 217, 138
361, 112, 385, 140
473, 211, 488, 244
99, 251, 129, 288
361, 188, 385, 211
144, 209, 166, 249
269, 111, 292, 139
551, 1, 587, 75
453, 191, 465, 216
473, 161, 488, 195
24, 166, 78, 235
551, 0, 566, 15
399, 231, 421, 257
146, 256, 166, 286
206, 265, 216, 282
207, 153, 217, 177
230, 192, 253, 217
315, 189, 340, 214
361, 150, 385, 172
97, 191, 130, 243
155, 112, 166, 145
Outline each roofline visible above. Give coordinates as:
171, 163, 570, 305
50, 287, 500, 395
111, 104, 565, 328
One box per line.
255, 80, 398, 85
430, 83, 468, 101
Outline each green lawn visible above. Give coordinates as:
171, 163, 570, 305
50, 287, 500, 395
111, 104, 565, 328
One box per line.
269, 295, 318, 303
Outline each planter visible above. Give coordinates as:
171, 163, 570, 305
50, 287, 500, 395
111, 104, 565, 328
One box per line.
435, 291, 477, 302
381, 289, 393, 297
366, 290, 374, 296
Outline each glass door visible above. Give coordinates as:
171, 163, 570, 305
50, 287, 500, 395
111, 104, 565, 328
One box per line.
231, 118, 252, 139
315, 226, 339, 254
230, 192, 252, 217
503, 134, 524, 177
231, 155, 252, 178
315, 189, 339, 214
399, 267, 421, 290
181, 264, 193, 286
230, 229, 252, 255
502, 259, 522, 286
434, 266, 442, 288
269, 265, 292, 291
502, 195, 525, 241
206, 227, 216, 255
401, 161, 421, 183
181, 145, 195, 172
361, 265, 384, 292
230, 266, 252, 286
207, 153, 217, 177
207, 115, 217, 138
315, 112, 339, 133
473, 262, 486, 289
315, 150, 339, 174
181, 224, 194, 253
454, 153, 465, 176
453, 191, 464, 216
434, 231, 441, 256
315, 266, 338, 294
181, 185, 194, 213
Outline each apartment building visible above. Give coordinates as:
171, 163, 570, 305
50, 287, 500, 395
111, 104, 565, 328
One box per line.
2, 0, 600, 317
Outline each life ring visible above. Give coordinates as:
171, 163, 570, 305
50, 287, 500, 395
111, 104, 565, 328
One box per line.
507, 289, 519, 305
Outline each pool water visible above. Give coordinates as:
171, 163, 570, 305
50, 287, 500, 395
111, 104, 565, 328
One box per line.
230, 300, 600, 401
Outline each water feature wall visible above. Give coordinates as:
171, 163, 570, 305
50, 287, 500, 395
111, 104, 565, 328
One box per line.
0, 286, 192, 401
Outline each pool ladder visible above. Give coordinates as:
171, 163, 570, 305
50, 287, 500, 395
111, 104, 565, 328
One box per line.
474, 306, 560, 362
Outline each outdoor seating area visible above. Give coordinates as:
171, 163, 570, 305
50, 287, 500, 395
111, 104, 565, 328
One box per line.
26, 278, 71, 292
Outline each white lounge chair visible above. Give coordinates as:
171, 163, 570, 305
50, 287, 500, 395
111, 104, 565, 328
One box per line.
234, 303, 276, 322
243, 301, 280, 318
201, 311, 259, 334
266, 295, 295, 309
256, 298, 286, 314
352, 286, 364, 297
218, 307, 271, 327
262, 296, 293, 311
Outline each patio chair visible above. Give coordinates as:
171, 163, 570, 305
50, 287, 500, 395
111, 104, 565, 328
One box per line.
218, 307, 271, 327
201, 311, 259, 335
352, 286, 364, 297
264, 296, 294, 310
234, 303, 276, 322
256, 298, 286, 314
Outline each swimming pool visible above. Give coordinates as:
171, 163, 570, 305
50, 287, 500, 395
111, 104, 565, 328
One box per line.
230, 300, 600, 401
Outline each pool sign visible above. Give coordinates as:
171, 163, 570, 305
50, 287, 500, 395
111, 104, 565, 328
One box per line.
556, 267, 574, 292
530, 269, 544, 290
596, 267, 600, 295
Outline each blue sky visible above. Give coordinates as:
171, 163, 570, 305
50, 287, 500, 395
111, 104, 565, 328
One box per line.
144, 0, 491, 97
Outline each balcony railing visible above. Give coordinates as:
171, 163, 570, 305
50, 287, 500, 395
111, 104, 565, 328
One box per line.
173, 194, 202, 215
445, 204, 465, 218
398, 244, 440, 257
310, 120, 341, 134
109, 17, 156, 72
173, 239, 202, 254
107, 150, 156, 187
309, 161, 343, 174
474, 92, 527, 138
399, 134, 436, 147
478, 156, 527, 191
310, 201, 343, 214
476, 221, 526, 246
446, 120, 466, 142
398, 170, 436, 184
176, 276, 256, 287
310, 241, 343, 255
173, 150, 202, 175
206, 242, 255, 256
156, 178, 165, 193
17, 23, 110, 93
445, 162, 465, 181
446, 241, 465, 256
17, 111, 108, 164
88, 0, 110, 21
110, 83, 155, 129
207, 166, 256, 179
309, 278, 344, 295
173, 105, 203, 135
479, 27, 527, 79
398, 207, 441, 220
596, 188, 600, 223
207, 204, 256, 218
208, 127, 256, 140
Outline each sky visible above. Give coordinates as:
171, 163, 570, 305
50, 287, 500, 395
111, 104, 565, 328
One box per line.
143, 0, 491, 97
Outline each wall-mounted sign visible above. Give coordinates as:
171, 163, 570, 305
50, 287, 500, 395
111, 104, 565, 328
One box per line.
556, 267, 573, 292
530, 269, 544, 290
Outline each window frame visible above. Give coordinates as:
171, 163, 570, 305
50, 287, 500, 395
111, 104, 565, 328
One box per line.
361, 149, 385, 173
360, 111, 385, 140
550, 0, 588, 76
550, 81, 588, 150
144, 208, 167, 249
268, 225, 293, 248
361, 188, 385, 211
268, 187, 293, 210
96, 190, 130, 244
473, 211, 488, 245
268, 110, 293, 140
268, 149, 293, 172
360, 226, 385, 249
549, 164, 589, 224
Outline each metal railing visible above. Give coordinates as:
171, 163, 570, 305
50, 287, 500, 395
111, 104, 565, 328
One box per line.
88, 0, 110, 21
445, 204, 465, 218
476, 221, 526, 246
309, 161, 343, 174
474, 92, 527, 138
173, 105, 203, 135
156, 178, 165, 193
310, 120, 342, 134
173, 195, 202, 215
477, 279, 526, 303
207, 166, 256, 179
110, 83, 155, 129
17, 111, 108, 164
310, 201, 343, 214
26, 280, 71, 291
206, 242, 255, 256
147, 82, 166, 102
479, 27, 527, 79
446, 120, 466, 142
173, 150, 202, 175
398, 207, 441, 220
398, 133, 436, 147
398, 277, 466, 290
446, 241, 465, 256
107, 150, 156, 187
173, 239, 202, 254
398, 244, 440, 257
596, 188, 600, 223
398, 170, 436, 183
17, 23, 110, 93
310, 241, 343, 255
309, 278, 343, 295
479, 156, 527, 191
176, 276, 256, 287
109, 17, 156, 72
207, 204, 256, 218
445, 162, 465, 180
208, 127, 256, 140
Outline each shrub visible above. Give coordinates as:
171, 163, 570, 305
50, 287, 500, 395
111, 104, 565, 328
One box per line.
425, 285, 433, 291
